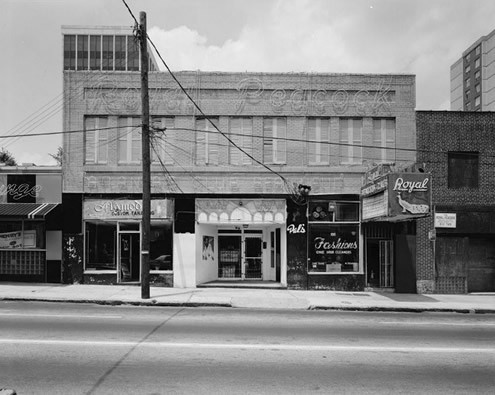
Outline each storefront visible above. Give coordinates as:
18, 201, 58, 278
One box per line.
361, 166, 431, 293
0, 167, 62, 283
189, 198, 286, 287
82, 198, 173, 284
285, 196, 364, 290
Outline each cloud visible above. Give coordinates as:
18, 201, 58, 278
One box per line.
148, 0, 495, 111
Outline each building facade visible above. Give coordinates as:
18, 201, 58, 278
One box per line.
0, 165, 62, 283
416, 111, 495, 293
61, 26, 417, 291
451, 28, 495, 111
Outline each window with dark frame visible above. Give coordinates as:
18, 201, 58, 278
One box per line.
448, 152, 479, 189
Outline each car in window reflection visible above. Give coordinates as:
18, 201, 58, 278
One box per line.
150, 254, 172, 270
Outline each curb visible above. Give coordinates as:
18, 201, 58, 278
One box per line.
0, 297, 232, 308
2, 297, 495, 313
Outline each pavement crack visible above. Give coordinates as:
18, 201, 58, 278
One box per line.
85, 308, 185, 395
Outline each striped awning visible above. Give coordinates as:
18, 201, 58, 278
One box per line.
0, 203, 59, 219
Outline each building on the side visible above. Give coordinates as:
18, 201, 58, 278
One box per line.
61, 25, 418, 291
416, 111, 495, 293
0, 165, 62, 283
451, 28, 495, 111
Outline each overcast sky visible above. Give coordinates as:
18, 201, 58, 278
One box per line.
2, 0, 495, 165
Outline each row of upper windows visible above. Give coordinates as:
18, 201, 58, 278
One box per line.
465, 45, 481, 63
63, 34, 157, 72
83, 116, 397, 166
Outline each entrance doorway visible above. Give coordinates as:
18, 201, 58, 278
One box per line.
366, 239, 394, 288
218, 230, 263, 280
118, 223, 141, 283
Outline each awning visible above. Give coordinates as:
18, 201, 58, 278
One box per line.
0, 203, 59, 219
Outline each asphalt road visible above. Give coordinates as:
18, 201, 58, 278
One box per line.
1, 301, 494, 394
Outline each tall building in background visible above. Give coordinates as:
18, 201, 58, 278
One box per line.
451, 28, 495, 111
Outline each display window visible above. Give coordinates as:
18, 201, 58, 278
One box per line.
85, 221, 116, 270
0, 220, 44, 249
308, 224, 359, 273
149, 222, 173, 271
84, 220, 173, 272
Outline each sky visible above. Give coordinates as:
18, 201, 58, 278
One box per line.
2, 0, 495, 165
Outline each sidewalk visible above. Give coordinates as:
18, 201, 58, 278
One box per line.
0, 283, 494, 313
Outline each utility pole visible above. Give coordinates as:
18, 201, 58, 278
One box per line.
139, 11, 151, 299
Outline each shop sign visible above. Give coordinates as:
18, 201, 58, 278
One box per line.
388, 173, 431, 218
362, 172, 431, 222
434, 213, 457, 228
83, 199, 171, 220
287, 224, 306, 234
0, 184, 42, 200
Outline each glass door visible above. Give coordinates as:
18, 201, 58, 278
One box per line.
244, 236, 262, 279
118, 222, 141, 283
218, 235, 241, 278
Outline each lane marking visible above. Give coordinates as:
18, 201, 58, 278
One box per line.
0, 313, 122, 319
1, 339, 494, 353
380, 321, 495, 327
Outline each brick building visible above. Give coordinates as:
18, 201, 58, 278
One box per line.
61, 26, 417, 290
416, 111, 495, 293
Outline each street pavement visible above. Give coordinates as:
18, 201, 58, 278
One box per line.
0, 282, 494, 313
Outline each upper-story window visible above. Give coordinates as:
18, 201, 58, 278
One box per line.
151, 117, 175, 165
475, 70, 481, 80
118, 117, 141, 164
465, 53, 471, 62
448, 152, 479, 189
84, 117, 108, 164
195, 117, 219, 165
475, 83, 481, 93
90, 35, 101, 71
115, 36, 126, 71
229, 118, 253, 165
307, 118, 329, 165
372, 118, 396, 162
465, 89, 471, 99
475, 96, 481, 107
465, 77, 471, 86
475, 45, 481, 55
64, 35, 76, 70
263, 118, 286, 164
102, 36, 114, 71
77, 35, 88, 71
475, 58, 481, 68
63, 34, 151, 71
127, 36, 139, 71
465, 64, 471, 74
339, 118, 362, 164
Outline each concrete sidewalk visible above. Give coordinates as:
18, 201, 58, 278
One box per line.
0, 283, 494, 313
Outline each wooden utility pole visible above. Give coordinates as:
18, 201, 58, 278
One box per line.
139, 11, 151, 299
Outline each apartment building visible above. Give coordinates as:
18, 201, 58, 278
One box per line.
451, 28, 495, 111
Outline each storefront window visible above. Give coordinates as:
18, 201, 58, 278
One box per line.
308, 201, 359, 222
150, 222, 173, 271
0, 221, 44, 249
85, 221, 116, 270
308, 224, 359, 273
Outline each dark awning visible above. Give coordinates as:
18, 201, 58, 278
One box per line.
0, 203, 59, 219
